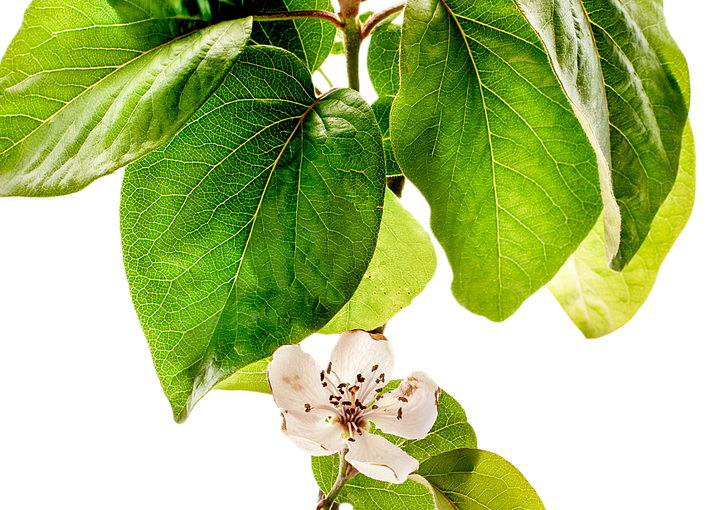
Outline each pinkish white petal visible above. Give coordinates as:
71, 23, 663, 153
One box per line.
280, 410, 346, 456
370, 371, 440, 439
329, 330, 394, 387
346, 431, 419, 483
267, 345, 328, 414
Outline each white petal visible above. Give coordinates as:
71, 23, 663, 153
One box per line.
280, 410, 346, 456
329, 330, 394, 385
370, 371, 440, 439
346, 432, 419, 484
267, 345, 329, 413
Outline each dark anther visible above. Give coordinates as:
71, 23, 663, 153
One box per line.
378, 373, 385, 382
305, 403, 312, 413
372, 364, 379, 372
320, 371, 325, 382
355, 399, 365, 410
348, 437, 356, 442
371, 405, 378, 410
397, 408, 403, 420
322, 382, 328, 387
398, 396, 408, 403
375, 388, 382, 393
342, 401, 352, 406
327, 362, 333, 373
357, 373, 365, 383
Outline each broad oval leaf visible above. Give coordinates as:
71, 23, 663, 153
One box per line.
391, 0, 603, 322
320, 188, 436, 334
547, 122, 695, 338
120, 46, 385, 422
213, 357, 270, 393
0, 0, 253, 196
417, 448, 546, 510
371, 96, 402, 177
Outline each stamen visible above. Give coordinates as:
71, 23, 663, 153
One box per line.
348, 437, 356, 442
327, 362, 333, 373
372, 364, 378, 372
398, 396, 408, 403
305, 403, 312, 413
397, 408, 403, 420
356, 373, 365, 383
371, 405, 378, 410
320, 371, 325, 382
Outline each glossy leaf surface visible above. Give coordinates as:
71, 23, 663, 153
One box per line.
371, 96, 402, 177
585, 0, 689, 270
391, 0, 603, 321
0, 0, 252, 196
121, 47, 385, 422
250, 0, 334, 72
368, 20, 401, 97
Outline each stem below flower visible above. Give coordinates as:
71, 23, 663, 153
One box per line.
316, 447, 356, 510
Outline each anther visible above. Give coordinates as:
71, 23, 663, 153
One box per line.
398, 396, 408, 403
371, 405, 378, 410
356, 373, 365, 383
327, 362, 333, 373
372, 364, 378, 372
397, 408, 403, 420
348, 437, 356, 442
320, 371, 325, 382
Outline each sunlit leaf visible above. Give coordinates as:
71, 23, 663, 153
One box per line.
391, 0, 603, 321
213, 357, 270, 393
0, 0, 252, 196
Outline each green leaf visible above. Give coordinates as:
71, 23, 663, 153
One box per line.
120, 46, 385, 422
250, 0, 335, 72
368, 21, 401, 97
417, 448, 546, 510
514, 0, 621, 262
391, 0, 603, 322
213, 357, 270, 393
371, 96, 402, 177
584, 0, 689, 270
320, 188, 435, 334
313, 384, 476, 507
547, 122, 695, 338
0, 0, 252, 197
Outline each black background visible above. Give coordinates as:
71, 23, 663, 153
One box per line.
0, 2, 704, 510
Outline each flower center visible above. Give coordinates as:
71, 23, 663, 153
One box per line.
317, 361, 385, 438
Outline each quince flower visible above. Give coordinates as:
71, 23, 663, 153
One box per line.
267, 330, 440, 484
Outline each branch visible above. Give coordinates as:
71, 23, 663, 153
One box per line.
360, 2, 406, 40
252, 10, 345, 30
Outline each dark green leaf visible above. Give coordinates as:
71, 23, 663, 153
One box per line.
0, 0, 252, 196
120, 46, 385, 422
250, 0, 335, 72
515, 0, 621, 261
391, 0, 603, 321
584, 0, 689, 270
371, 96, 401, 177
213, 357, 270, 393
368, 21, 401, 97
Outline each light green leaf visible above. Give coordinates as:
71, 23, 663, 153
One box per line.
547, 122, 695, 338
320, 189, 435, 334
120, 46, 385, 422
0, 0, 252, 196
391, 0, 603, 322
584, 0, 689, 270
213, 357, 270, 393
368, 21, 401, 97
313, 384, 476, 508
250, 0, 335, 72
417, 448, 546, 510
